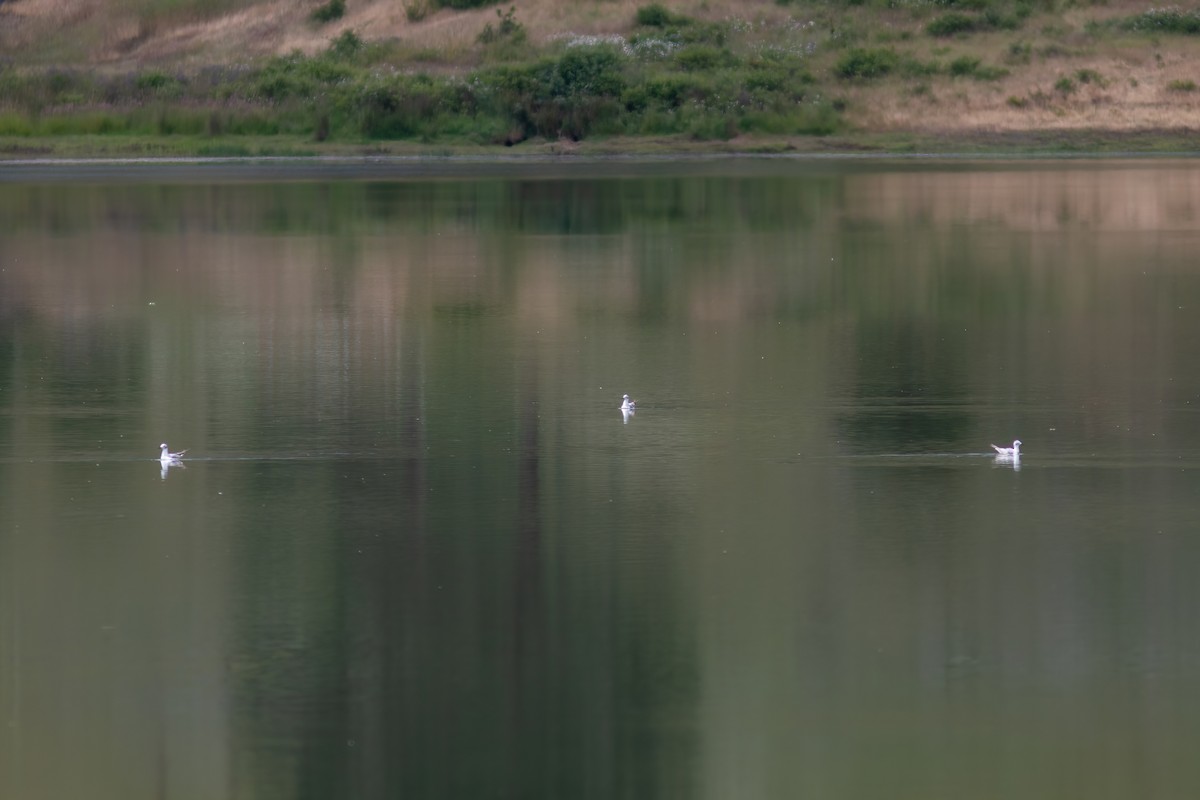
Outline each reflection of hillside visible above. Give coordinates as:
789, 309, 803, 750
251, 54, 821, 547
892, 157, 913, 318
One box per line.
3, 166, 1199, 463
843, 165, 1200, 232
5, 166, 1200, 797
3, 166, 1199, 500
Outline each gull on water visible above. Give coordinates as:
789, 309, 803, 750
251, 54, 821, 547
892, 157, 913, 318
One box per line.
991, 439, 1022, 457
621, 394, 636, 412
160, 443, 187, 464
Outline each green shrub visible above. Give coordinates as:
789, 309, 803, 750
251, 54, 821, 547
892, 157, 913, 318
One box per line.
1167, 78, 1198, 92
440, 0, 502, 8
620, 84, 650, 113
927, 12, 977, 37
0, 112, 34, 136
475, 62, 539, 99
743, 63, 811, 94
329, 30, 363, 59
1006, 40, 1031, 64
674, 45, 736, 71
405, 0, 429, 21
1038, 42, 1073, 58
11, 69, 100, 110
310, 0, 345, 24
1120, 8, 1200, 35
927, 7, 1024, 37
477, 6, 525, 45
683, 109, 737, 141
982, 7, 1024, 31
679, 21, 727, 46
1054, 76, 1075, 94
135, 71, 176, 92
634, 109, 683, 136
154, 107, 207, 136
636, 3, 687, 28
553, 46, 625, 97
641, 73, 711, 108
972, 64, 1009, 80
947, 55, 1008, 80
251, 53, 353, 101
949, 55, 981, 76
739, 102, 839, 136
835, 47, 898, 79
898, 53, 938, 78
933, 0, 990, 9
351, 76, 453, 138
470, 46, 626, 140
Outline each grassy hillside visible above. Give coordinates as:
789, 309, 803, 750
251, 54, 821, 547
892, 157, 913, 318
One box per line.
2, 0, 1199, 155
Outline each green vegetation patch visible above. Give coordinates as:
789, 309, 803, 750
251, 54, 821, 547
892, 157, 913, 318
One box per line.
438, 0, 503, 8
835, 47, 899, 79
835, 47, 936, 80
635, 3, 690, 28
128, 0, 272, 29
309, 0, 345, 24
927, 12, 980, 37
948, 56, 1008, 80
1119, 8, 1200, 35
673, 44, 737, 72
926, 6, 1028, 37
477, 6, 526, 47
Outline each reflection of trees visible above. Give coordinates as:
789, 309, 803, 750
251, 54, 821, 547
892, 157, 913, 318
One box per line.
839, 317, 971, 453
5, 165, 1200, 797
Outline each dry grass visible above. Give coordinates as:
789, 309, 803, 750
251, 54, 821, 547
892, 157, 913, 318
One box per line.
874, 58, 1200, 131
0, 0, 800, 65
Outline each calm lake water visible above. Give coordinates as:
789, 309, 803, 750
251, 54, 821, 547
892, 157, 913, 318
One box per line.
3, 158, 1200, 799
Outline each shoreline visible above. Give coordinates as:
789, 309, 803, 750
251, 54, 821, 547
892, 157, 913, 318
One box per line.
3, 149, 1198, 185
3, 128, 1200, 179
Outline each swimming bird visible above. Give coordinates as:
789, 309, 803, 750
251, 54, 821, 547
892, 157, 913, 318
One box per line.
160, 443, 187, 464
991, 439, 1022, 457
621, 394, 636, 412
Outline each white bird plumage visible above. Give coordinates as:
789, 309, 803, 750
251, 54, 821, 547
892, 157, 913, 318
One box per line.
991, 439, 1022, 457
160, 443, 187, 463
620, 394, 637, 424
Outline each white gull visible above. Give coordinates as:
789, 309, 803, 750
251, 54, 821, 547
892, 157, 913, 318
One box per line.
991, 439, 1022, 457
160, 443, 187, 464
